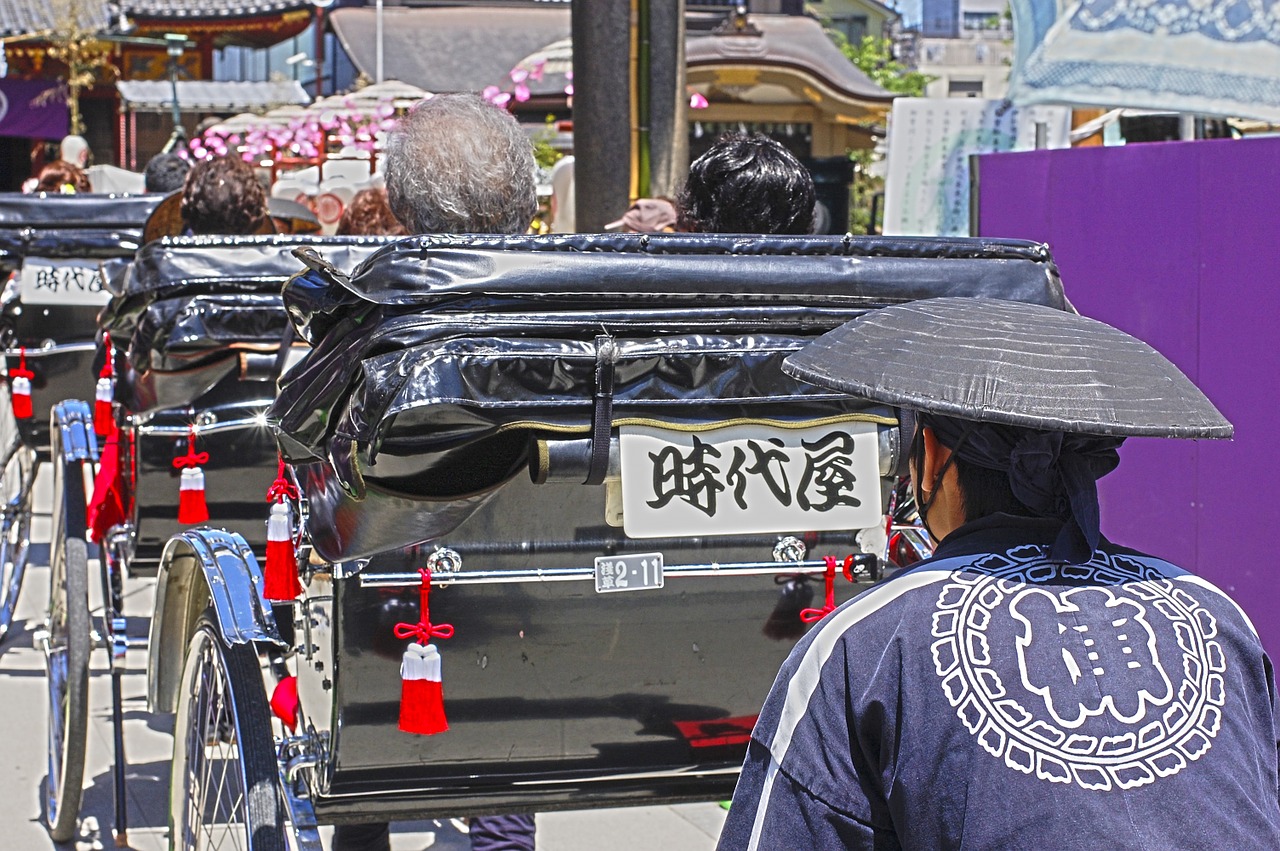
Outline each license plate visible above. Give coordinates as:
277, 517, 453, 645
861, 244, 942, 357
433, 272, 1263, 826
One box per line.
619, 421, 882, 539
595, 552, 664, 593
18, 258, 109, 306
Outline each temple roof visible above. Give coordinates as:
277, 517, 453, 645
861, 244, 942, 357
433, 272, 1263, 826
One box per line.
0, 0, 312, 37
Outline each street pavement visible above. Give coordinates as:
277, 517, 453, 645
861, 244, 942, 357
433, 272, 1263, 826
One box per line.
0, 469, 728, 850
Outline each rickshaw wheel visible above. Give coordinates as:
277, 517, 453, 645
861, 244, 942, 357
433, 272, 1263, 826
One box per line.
0, 436, 35, 644
44, 433, 89, 843
171, 616, 286, 851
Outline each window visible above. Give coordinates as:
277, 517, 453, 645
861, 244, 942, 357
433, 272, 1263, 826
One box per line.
949, 79, 984, 97
831, 14, 870, 45
963, 11, 1000, 29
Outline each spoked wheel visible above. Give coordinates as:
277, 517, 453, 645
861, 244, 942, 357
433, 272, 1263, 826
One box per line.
0, 432, 35, 644
171, 616, 285, 851
44, 427, 90, 843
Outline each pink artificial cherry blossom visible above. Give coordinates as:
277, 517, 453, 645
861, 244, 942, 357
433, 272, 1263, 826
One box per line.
690, 92, 710, 109
514, 83, 531, 102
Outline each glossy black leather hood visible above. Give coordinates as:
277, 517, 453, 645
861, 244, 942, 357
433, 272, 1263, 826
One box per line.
0, 193, 161, 266
270, 233, 1067, 559
102, 235, 392, 414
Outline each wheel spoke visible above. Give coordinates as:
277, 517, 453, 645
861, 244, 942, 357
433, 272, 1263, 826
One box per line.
177, 627, 274, 851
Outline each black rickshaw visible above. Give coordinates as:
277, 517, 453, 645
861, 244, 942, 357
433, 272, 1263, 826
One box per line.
140, 233, 1067, 848
0, 193, 162, 642
40, 234, 388, 843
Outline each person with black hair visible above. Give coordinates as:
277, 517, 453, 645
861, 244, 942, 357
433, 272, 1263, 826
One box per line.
719, 298, 1280, 849
677, 133, 815, 235
143, 152, 190, 194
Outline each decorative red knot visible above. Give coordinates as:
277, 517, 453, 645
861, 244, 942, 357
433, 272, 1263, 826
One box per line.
799, 555, 855, 623
172, 425, 209, 469
393, 568, 455, 643
10, 347, 33, 381
265, 456, 299, 502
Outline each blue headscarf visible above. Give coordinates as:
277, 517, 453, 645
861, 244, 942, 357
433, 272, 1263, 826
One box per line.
923, 414, 1123, 564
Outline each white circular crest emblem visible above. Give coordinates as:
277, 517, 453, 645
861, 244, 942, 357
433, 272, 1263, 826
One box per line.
932, 546, 1224, 791
0, 90, 9, 125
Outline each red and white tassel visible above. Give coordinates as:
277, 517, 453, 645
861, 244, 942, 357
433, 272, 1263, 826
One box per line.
94, 375, 114, 436
400, 642, 447, 735
178, 467, 209, 524
9, 348, 33, 421
94, 333, 115, 437
394, 569, 454, 735
174, 426, 210, 524
263, 500, 302, 601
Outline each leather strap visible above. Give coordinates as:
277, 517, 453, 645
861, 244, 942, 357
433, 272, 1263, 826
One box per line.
585, 335, 618, 486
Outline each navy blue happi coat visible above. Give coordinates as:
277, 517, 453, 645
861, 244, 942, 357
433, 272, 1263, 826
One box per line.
719, 516, 1280, 850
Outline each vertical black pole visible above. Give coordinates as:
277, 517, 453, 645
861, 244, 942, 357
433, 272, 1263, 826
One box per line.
645, 0, 687, 200
571, 0, 632, 232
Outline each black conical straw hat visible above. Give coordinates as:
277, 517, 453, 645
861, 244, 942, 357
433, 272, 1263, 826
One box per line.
783, 297, 1232, 439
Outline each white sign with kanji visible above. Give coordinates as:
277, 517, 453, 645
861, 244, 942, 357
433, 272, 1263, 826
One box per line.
619, 422, 882, 539
18, 258, 109, 305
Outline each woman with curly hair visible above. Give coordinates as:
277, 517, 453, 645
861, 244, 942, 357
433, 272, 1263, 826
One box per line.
336, 187, 407, 237
35, 160, 92, 194
180, 155, 270, 236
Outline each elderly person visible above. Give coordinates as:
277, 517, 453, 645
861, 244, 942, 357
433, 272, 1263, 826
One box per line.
384, 93, 536, 235
332, 92, 538, 851
678, 133, 816, 235
180, 155, 270, 236
719, 298, 1280, 849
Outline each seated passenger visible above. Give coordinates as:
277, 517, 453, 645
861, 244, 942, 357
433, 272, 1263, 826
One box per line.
143, 152, 190, 194
180, 155, 270, 236
35, 160, 92, 194
337, 187, 407, 237
677, 133, 816, 235
332, 92, 538, 851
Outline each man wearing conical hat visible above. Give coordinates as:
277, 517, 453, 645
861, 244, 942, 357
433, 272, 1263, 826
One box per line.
719, 298, 1280, 849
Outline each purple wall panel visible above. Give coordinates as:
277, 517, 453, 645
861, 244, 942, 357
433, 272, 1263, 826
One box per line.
976, 137, 1280, 652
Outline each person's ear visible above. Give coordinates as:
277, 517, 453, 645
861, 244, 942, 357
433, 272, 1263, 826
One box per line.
919, 426, 953, 499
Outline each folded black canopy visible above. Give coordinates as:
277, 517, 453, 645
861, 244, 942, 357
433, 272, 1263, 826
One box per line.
268, 233, 1069, 559
0, 193, 162, 266
99, 234, 393, 413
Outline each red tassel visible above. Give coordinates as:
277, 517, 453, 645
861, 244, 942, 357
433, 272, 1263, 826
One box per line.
394, 569, 454, 736
400, 643, 448, 735
174, 426, 210, 524
94, 334, 115, 437
178, 467, 209, 524
263, 501, 302, 601
87, 429, 127, 543
270, 676, 300, 731
94, 376, 114, 436
9, 348, 33, 421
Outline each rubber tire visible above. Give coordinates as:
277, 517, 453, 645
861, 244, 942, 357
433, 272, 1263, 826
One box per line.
0, 438, 34, 644
170, 615, 286, 851
44, 531, 90, 843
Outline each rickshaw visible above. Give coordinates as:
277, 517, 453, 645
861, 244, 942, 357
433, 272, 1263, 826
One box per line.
0, 193, 162, 641
143, 233, 1068, 847
41, 234, 389, 843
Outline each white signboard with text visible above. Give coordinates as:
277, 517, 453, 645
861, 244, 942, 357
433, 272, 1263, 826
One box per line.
883, 98, 1070, 237
619, 422, 882, 539
18, 258, 109, 306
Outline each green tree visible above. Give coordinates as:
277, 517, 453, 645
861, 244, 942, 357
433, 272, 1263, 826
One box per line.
834, 32, 931, 97
826, 29, 931, 233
